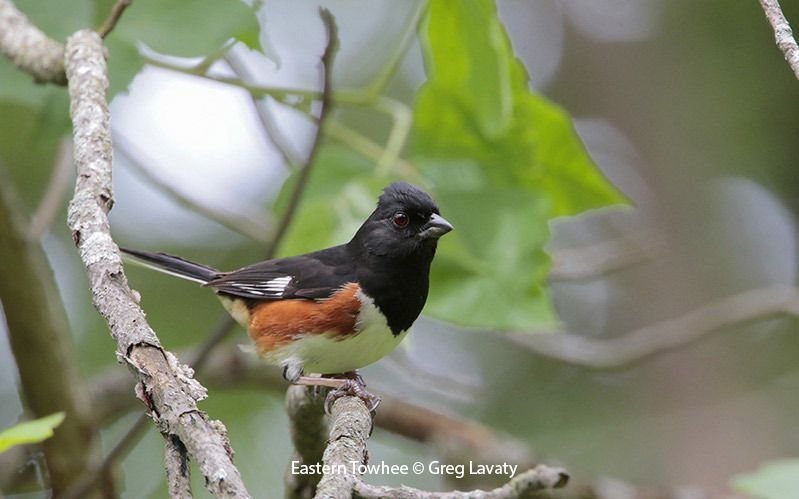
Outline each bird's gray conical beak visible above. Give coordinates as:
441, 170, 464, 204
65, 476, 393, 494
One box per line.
420, 213, 453, 239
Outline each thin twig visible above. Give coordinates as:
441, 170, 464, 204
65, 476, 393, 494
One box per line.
363, 0, 426, 99
326, 120, 421, 180
29, 138, 74, 241
267, 7, 338, 256
64, 29, 250, 498
507, 285, 799, 369
96, 0, 132, 39
224, 51, 305, 171
759, 0, 799, 80
60, 413, 150, 499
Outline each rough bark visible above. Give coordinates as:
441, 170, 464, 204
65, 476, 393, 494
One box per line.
64, 29, 250, 498
0, 0, 65, 83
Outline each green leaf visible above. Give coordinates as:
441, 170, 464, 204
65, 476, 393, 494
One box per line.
415, 0, 625, 217
0, 412, 65, 453
731, 460, 799, 499
427, 187, 557, 329
411, 0, 627, 329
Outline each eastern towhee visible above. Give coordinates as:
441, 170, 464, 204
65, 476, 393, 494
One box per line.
122, 182, 452, 410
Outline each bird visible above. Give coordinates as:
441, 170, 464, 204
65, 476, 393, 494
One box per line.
121, 182, 453, 411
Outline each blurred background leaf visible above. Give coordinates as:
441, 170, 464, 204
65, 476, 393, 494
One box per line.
413, 0, 626, 329
731, 460, 799, 499
0, 412, 64, 453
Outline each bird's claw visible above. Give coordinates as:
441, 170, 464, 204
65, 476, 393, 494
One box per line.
323, 378, 381, 414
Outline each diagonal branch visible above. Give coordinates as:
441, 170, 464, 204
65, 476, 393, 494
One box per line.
64, 29, 250, 498
268, 7, 338, 255
97, 0, 133, 39
508, 285, 799, 368
759, 0, 799, 80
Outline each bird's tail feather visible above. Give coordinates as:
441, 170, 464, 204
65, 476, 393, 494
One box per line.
121, 248, 219, 284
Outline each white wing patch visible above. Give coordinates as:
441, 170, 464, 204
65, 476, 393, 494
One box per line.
227, 276, 292, 297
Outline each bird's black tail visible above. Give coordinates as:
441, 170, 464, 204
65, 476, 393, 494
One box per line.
121, 248, 219, 284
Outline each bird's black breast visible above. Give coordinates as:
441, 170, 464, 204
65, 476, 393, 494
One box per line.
356, 255, 432, 336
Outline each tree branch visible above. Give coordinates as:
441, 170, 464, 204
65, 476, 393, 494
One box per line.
165, 434, 193, 499
352, 465, 569, 499
268, 7, 338, 255
314, 397, 373, 499
0, 0, 65, 83
547, 230, 663, 282
97, 0, 132, 39
759, 0, 799, 80
64, 29, 250, 498
507, 285, 799, 368
314, 395, 567, 499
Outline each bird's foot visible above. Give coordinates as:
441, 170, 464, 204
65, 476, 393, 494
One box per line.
294, 371, 381, 414
323, 374, 381, 414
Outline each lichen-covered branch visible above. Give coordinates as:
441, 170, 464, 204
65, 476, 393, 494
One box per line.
314, 397, 373, 499
352, 465, 569, 499
0, 0, 65, 83
759, 0, 799, 80
165, 434, 193, 499
64, 29, 250, 498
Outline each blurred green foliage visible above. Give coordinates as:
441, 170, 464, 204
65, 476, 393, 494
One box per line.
0, 412, 64, 453
415, 0, 624, 328
6, 0, 797, 497
277, 0, 625, 330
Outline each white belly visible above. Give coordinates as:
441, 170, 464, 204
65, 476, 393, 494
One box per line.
264, 290, 408, 375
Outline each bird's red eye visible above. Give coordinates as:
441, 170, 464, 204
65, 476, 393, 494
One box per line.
392, 212, 409, 228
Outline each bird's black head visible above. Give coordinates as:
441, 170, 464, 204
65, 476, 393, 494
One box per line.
349, 182, 453, 334
349, 182, 453, 262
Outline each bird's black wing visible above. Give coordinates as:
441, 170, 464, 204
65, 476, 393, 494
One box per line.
203, 244, 357, 301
